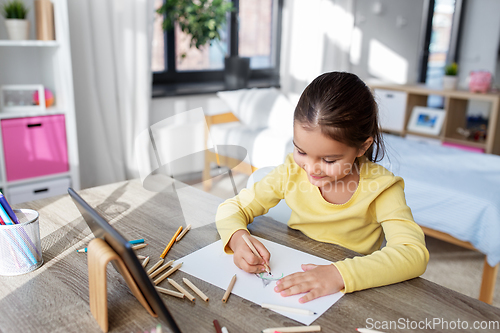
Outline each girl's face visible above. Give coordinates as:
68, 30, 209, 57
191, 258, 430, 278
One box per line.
292, 123, 371, 188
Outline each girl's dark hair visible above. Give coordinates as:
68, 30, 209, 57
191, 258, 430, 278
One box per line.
294, 71, 385, 162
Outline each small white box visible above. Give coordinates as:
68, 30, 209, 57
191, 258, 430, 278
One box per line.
8, 177, 71, 205
374, 89, 408, 132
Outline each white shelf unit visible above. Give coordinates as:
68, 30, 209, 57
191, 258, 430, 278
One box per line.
0, 0, 79, 204
370, 83, 500, 155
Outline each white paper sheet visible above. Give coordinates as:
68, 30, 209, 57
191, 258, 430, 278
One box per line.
177, 237, 343, 325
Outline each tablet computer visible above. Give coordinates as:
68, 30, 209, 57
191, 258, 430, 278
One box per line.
68, 188, 182, 333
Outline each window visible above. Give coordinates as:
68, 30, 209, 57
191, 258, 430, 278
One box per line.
152, 0, 282, 88
419, 0, 465, 85
418, 0, 464, 107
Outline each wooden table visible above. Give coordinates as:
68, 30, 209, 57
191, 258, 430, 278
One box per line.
1, 178, 499, 332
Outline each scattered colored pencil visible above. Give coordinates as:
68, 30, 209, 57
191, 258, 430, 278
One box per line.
183, 277, 209, 302
168, 278, 195, 302
175, 224, 191, 242
149, 260, 174, 279
132, 243, 148, 250
147, 258, 165, 275
160, 226, 183, 259
261, 303, 316, 315
261, 326, 321, 333
222, 274, 237, 303
156, 286, 184, 299
153, 262, 182, 285
213, 319, 222, 333
142, 256, 150, 268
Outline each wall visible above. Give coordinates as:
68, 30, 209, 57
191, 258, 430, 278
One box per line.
279, 0, 354, 97
457, 0, 500, 89
349, 0, 425, 84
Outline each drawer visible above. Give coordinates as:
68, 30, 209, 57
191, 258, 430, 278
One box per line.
1, 115, 69, 181
374, 89, 408, 132
8, 177, 71, 205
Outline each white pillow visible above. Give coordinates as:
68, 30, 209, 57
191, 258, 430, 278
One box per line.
216, 87, 295, 136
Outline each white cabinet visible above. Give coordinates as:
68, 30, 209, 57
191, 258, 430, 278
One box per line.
0, 0, 79, 204
374, 88, 408, 133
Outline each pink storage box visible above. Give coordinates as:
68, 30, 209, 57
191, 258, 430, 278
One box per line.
442, 141, 485, 153
1, 115, 69, 181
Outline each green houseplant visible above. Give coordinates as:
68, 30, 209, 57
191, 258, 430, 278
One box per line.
444, 62, 458, 76
157, 0, 251, 89
1, 0, 30, 40
157, 0, 233, 56
443, 62, 458, 90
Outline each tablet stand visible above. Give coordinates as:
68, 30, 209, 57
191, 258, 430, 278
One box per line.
88, 238, 157, 332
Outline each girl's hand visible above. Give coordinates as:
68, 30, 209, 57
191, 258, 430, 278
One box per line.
228, 230, 271, 273
274, 264, 345, 303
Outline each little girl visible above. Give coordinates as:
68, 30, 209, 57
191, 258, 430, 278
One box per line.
215, 72, 429, 303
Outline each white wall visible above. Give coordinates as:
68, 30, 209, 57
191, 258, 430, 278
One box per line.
279, 0, 354, 97
457, 0, 500, 89
350, 0, 425, 84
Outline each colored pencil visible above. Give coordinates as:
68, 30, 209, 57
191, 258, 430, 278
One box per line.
132, 243, 147, 250
156, 286, 184, 299
261, 303, 317, 315
79, 243, 145, 254
130, 239, 144, 244
142, 256, 150, 268
261, 326, 321, 333
149, 260, 174, 279
0, 193, 19, 223
213, 320, 222, 333
168, 278, 195, 302
241, 233, 271, 274
153, 262, 182, 285
160, 226, 183, 259
137, 255, 147, 260
183, 277, 209, 301
147, 258, 165, 275
222, 274, 237, 303
175, 224, 191, 242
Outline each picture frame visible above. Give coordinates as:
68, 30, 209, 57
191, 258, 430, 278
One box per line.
407, 106, 446, 136
0, 85, 45, 112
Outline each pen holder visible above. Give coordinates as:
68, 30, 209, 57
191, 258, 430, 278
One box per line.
0, 209, 43, 276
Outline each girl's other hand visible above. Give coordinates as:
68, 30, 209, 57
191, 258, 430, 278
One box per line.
228, 230, 271, 273
274, 264, 344, 303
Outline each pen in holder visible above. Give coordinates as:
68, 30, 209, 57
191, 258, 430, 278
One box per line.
0, 209, 43, 276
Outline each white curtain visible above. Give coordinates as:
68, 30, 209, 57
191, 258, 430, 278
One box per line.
280, 0, 355, 97
68, 0, 155, 188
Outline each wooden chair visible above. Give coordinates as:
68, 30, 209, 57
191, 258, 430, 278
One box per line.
203, 112, 257, 191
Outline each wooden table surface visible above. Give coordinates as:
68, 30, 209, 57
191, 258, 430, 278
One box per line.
1, 177, 499, 333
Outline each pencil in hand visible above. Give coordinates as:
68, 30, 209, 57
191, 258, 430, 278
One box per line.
241, 233, 271, 274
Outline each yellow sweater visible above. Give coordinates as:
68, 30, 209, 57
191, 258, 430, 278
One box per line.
216, 154, 429, 293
